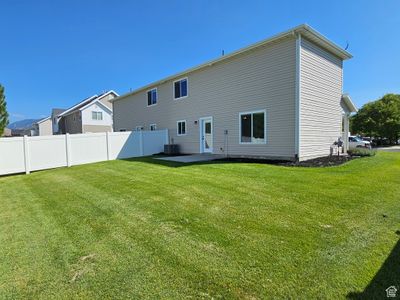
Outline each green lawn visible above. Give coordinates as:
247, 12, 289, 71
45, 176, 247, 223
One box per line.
0, 153, 399, 299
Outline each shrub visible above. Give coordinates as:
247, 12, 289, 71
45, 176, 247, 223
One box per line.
348, 148, 377, 157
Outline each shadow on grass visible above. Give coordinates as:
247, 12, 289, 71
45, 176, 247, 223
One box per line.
120, 155, 289, 168
120, 155, 229, 168
347, 239, 400, 299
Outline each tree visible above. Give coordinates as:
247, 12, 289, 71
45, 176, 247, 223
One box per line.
0, 84, 9, 136
351, 94, 400, 144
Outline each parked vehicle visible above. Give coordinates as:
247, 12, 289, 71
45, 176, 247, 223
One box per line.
361, 137, 372, 142
349, 136, 371, 149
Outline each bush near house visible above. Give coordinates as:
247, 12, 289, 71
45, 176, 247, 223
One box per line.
0, 153, 399, 299
348, 148, 377, 157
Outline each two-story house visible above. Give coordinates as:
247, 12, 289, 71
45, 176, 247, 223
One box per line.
56, 90, 118, 134
112, 25, 357, 161
32, 117, 53, 136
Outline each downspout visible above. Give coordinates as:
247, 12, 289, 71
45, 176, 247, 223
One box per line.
112, 100, 115, 132
80, 111, 83, 134
295, 33, 302, 161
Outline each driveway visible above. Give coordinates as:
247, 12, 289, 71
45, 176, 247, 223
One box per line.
376, 145, 400, 152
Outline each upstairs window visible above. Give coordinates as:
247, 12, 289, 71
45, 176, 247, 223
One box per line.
239, 110, 266, 144
147, 88, 157, 106
174, 78, 188, 99
150, 124, 157, 131
92, 111, 103, 120
177, 120, 187, 136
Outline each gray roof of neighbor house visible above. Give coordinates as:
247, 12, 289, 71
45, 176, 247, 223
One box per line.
57, 90, 118, 117
111, 24, 352, 103
52, 108, 66, 117
34, 116, 51, 125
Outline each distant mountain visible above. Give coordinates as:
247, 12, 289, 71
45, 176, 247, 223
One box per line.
7, 119, 39, 130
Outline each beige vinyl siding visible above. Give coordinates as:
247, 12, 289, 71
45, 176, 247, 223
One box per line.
299, 38, 343, 160
82, 125, 113, 133
99, 94, 115, 109
114, 36, 297, 159
38, 119, 53, 136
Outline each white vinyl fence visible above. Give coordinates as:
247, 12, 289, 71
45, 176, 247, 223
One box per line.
0, 130, 168, 176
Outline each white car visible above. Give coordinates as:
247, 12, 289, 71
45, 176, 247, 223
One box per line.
349, 136, 372, 149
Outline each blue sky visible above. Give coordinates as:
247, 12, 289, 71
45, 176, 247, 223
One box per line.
1, 0, 399, 123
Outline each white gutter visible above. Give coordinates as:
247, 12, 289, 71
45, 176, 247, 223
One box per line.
35, 116, 51, 125
342, 94, 358, 113
57, 95, 98, 117
111, 24, 352, 104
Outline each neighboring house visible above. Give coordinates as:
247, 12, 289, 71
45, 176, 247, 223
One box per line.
51, 108, 66, 134
32, 117, 53, 136
56, 90, 118, 134
1, 128, 12, 137
112, 24, 357, 161
11, 128, 34, 136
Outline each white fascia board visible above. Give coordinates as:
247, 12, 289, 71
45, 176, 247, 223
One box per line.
79, 100, 112, 114
111, 24, 352, 103
97, 90, 119, 100
57, 95, 98, 117
342, 94, 358, 113
35, 116, 51, 124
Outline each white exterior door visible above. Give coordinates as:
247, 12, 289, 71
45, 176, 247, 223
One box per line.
200, 117, 213, 153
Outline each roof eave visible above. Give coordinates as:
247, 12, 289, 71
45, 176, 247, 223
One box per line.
79, 100, 113, 113
342, 94, 358, 113
111, 24, 352, 103
297, 24, 352, 60
110, 28, 299, 103
35, 116, 51, 125
57, 95, 98, 117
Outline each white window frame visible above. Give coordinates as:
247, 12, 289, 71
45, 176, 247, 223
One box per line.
173, 77, 188, 100
238, 109, 267, 144
149, 123, 157, 131
147, 88, 158, 107
92, 111, 103, 121
135, 126, 144, 131
176, 120, 187, 136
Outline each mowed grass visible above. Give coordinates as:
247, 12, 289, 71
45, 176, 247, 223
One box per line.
0, 153, 399, 299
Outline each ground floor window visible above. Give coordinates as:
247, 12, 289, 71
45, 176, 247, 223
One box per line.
239, 110, 266, 144
150, 124, 157, 131
177, 120, 187, 136
135, 126, 144, 131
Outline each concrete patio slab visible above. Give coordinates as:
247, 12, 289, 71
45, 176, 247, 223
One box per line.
156, 154, 225, 163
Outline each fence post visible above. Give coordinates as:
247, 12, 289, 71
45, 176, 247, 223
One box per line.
23, 135, 31, 174
106, 131, 111, 160
139, 130, 144, 156
65, 133, 71, 167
